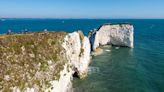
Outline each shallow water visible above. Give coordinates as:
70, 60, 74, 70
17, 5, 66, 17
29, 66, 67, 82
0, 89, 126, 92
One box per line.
1, 19, 164, 92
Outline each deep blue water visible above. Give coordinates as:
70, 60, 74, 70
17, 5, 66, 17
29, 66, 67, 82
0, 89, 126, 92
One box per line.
0, 19, 164, 92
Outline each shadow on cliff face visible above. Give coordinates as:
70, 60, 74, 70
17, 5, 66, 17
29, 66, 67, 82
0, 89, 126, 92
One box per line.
73, 68, 80, 78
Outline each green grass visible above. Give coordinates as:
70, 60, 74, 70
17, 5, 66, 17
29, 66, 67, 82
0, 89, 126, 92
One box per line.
0, 32, 67, 91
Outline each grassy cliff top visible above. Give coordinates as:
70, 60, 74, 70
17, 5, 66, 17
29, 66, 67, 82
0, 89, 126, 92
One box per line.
96, 23, 133, 31
0, 32, 67, 91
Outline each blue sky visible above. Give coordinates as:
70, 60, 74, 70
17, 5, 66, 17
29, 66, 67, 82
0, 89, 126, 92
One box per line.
0, 0, 164, 19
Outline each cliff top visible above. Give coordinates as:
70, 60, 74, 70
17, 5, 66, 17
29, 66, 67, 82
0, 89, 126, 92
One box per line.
103, 23, 133, 26
0, 32, 67, 91
96, 23, 133, 32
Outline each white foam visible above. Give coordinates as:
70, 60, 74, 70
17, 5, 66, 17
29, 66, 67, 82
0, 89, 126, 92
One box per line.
105, 50, 111, 52
115, 47, 120, 49
88, 66, 99, 74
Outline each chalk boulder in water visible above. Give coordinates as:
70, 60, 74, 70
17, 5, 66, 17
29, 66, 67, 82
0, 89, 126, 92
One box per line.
91, 48, 103, 56
89, 23, 134, 51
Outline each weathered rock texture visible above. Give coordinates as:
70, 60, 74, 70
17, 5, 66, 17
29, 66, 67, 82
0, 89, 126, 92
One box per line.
0, 31, 90, 92
89, 23, 134, 51
63, 31, 91, 79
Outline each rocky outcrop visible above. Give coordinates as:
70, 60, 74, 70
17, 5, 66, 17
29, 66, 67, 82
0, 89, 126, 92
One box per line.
0, 31, 90, 92
89, 23, 134, 51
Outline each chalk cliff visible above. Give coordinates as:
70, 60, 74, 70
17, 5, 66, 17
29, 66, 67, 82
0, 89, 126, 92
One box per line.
0, 31, 90, 92
89, 23, 134, 51
62, 31, 91, 79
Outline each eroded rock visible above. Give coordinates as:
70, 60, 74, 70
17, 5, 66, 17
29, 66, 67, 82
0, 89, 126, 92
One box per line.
89, 23, 134, 51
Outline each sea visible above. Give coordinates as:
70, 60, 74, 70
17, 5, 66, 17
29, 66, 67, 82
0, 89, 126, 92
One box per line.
0, 19, 164, 92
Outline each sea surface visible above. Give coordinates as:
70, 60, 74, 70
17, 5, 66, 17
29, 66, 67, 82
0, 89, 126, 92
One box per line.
0, 19, 164, 92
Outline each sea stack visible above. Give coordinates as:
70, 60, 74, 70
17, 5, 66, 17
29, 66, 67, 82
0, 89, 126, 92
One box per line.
0, 31, 91, 92
89, 23, 134, 51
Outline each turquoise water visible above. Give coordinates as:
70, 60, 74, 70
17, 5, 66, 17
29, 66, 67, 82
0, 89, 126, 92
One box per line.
0, 19, 164, 92
73, 20, 164, 92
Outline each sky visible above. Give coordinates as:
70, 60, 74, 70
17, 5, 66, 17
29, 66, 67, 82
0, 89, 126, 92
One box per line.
0, 0, 164, 19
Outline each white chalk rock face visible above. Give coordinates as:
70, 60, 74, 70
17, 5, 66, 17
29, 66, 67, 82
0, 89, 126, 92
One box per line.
78, 36, 91, 77
92, 23, 134, 50
45, 64, 73, 92
46, 32, 91, 92
63, 31, 91, 78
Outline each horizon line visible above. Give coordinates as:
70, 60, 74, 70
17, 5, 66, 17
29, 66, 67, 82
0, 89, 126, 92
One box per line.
1, 17, 164, 20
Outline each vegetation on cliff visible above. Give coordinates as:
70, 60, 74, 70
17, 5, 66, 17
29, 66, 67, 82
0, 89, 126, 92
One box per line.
0, 32, 67, 92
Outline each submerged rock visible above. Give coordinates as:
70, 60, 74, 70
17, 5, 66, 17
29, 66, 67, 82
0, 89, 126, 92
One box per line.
89, 23, 134, 51
0, 31, 91, 92
91, 48, 103, 56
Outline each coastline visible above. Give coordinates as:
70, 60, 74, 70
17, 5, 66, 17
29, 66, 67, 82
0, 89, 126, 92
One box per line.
0, 22, 134, 92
